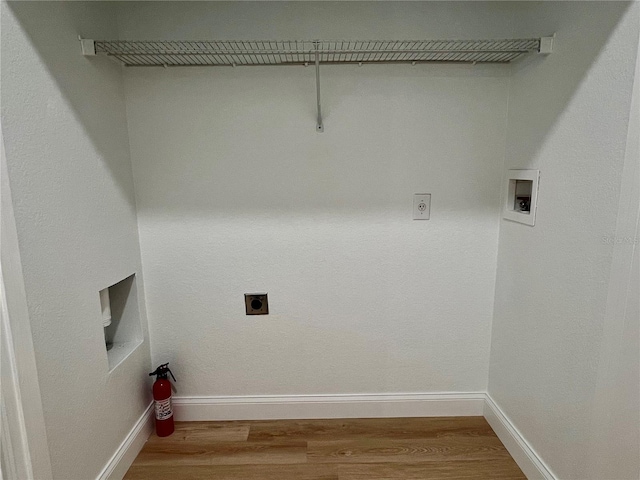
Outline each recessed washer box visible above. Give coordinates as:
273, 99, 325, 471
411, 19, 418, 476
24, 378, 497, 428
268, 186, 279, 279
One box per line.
100, 274, 143, 371
503, 169, 539, 226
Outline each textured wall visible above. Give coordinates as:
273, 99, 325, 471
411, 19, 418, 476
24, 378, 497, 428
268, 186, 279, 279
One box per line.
488, 3, 640, 479
119, 2, 513, 397
1, 3, 152, 479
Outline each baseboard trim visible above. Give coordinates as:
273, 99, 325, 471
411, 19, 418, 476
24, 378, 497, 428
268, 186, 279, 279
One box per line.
172, 392, 485, 421
484, 394, 556, 480
96, 402, 153, 480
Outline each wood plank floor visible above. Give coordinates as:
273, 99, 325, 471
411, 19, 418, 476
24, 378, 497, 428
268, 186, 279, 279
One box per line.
124, 417, 526, 479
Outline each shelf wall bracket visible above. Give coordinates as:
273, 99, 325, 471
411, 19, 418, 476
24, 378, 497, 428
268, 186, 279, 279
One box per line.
79, 38, 96, 56
314, 43, 324, 133
538, 35, 555, 54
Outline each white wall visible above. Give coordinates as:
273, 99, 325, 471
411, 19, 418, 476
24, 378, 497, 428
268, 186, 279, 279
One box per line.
1, 3, 152, 479
1, 125, 53, 480
120, 1, 513, 397
488, 2, 640, 479
588, 37, 640, 477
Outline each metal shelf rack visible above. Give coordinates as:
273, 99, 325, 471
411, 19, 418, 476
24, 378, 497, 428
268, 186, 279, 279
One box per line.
81, 37, 553, 131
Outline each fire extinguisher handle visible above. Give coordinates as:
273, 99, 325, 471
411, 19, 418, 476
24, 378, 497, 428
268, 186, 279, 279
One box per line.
149, 363, 176, 382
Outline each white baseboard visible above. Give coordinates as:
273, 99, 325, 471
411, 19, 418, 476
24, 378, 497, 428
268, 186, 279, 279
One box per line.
172, 392, 485, 421
484, 394, 556, 480
96, 402, 153, 480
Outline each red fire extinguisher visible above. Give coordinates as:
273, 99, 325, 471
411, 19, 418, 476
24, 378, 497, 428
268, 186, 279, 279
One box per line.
149, 363, 176, 437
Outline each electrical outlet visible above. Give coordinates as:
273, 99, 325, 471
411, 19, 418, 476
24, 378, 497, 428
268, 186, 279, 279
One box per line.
245, 293, 268, 315
413, 194, 431, 220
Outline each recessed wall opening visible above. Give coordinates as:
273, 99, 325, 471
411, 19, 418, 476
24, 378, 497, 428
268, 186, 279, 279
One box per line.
504, 169, 540, 226
100, 274, 143, 371
513, 180, 532, 213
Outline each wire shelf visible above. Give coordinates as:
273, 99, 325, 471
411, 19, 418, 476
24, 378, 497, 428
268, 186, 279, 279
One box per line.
93, 39, 542, 66
82, 36, 551, 131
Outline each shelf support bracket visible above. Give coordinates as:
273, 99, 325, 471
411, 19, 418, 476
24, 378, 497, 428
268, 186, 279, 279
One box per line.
538, 35, 555, 55
314, 43, 324, 133
79, 37, 96, 56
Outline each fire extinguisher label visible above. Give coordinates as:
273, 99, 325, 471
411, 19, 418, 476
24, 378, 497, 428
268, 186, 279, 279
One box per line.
154, 397, 173, 421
